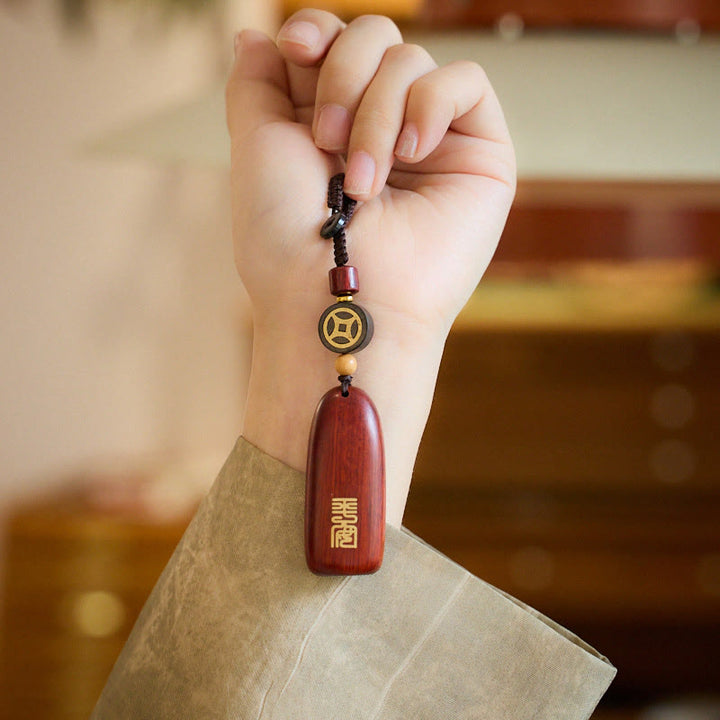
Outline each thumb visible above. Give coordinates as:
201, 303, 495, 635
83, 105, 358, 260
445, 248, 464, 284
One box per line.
226, 30, 293, 141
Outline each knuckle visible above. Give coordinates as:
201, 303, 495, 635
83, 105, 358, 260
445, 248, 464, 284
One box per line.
451, 59, 489, 85
285, 7, 335, 25
358, 105, 398, 134
474, 143, 517, 191
493, 152, 518, 192
320, 64, 365, 100
350, 14, 402, 41
384, 42, 431, 65
411, 74, 447, 105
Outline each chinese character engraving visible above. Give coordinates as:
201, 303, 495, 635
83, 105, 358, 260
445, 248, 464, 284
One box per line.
330, 497, 358, 549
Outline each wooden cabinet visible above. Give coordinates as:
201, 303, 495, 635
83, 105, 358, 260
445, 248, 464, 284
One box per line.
404, 286, 720, 706
416, 328, 720, 493
0, 497, 190, 720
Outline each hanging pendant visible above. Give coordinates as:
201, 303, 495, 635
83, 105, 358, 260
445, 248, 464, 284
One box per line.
305, 174, 386, 576
306, 385, 385, 575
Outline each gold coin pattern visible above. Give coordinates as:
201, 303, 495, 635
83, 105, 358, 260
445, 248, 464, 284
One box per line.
322, 306, 363, 350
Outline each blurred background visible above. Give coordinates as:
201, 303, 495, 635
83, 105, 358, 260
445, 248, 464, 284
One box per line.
1, 0, 719, 718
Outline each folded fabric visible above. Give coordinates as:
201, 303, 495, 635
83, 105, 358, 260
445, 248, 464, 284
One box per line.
92, 437, 615, 719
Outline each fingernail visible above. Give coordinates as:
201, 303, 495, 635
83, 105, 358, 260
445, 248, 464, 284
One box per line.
395, 123, 419, 159
344, 151, 376, 197
277, 21, 321, 51
315, 104, 351, 151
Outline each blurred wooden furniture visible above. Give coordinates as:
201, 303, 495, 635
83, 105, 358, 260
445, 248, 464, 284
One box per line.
495, 181, 720, 271
0, 489, 192, 720
283, 0, 720, 30
406, 297, 720, 703
404, 179, 720, 713
421, 0, 720, 31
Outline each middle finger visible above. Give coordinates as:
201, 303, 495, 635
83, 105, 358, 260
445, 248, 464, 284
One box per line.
312, 15, 403, 153
344, 43, 437, 198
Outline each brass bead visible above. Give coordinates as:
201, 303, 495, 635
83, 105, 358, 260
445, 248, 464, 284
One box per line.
336, 294, 353, 302
335, 353, 357, 376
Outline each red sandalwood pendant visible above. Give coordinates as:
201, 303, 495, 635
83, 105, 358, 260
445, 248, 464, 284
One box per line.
306, 174, 385, 575
305, 385, 385, 575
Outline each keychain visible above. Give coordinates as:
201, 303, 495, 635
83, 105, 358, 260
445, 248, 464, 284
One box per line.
305, 174, 385, 575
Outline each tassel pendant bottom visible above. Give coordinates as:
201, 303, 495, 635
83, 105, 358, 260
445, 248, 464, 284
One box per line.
305, 385, 385, 575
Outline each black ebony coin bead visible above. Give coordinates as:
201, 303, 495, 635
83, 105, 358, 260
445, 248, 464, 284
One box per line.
318, 302, 373, 353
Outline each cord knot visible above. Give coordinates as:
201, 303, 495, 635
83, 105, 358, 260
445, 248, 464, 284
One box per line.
322, 173, 357, 267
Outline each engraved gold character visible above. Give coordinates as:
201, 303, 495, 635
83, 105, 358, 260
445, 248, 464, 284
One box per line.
330, 497, 358, 549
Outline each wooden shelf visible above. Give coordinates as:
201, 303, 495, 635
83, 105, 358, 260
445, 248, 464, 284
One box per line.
494, 180, 720, 268
455, 279, 720, 332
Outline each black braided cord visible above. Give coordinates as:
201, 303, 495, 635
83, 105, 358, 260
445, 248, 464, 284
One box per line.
321, 174, 358, 396
339, 375, 352, 396
322, 173, 356, 267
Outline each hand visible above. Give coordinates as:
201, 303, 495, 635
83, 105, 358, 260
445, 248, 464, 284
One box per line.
226, 10, 515, 525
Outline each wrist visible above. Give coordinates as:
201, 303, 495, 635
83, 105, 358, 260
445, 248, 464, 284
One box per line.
241, 308, 446, 527
241, 309, 332, 475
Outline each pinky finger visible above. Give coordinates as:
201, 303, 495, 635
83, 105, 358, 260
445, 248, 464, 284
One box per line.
394, 60, 512, 163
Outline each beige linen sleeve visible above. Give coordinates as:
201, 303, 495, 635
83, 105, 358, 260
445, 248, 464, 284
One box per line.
91, 437, 615, 720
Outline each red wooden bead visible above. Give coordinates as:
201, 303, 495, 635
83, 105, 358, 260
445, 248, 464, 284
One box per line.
329, 265, 359, 296
305, 385, 385, 575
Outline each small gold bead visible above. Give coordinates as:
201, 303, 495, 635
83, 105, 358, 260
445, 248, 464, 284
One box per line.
335, 353, 357, 376
336, 294, 353, 302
